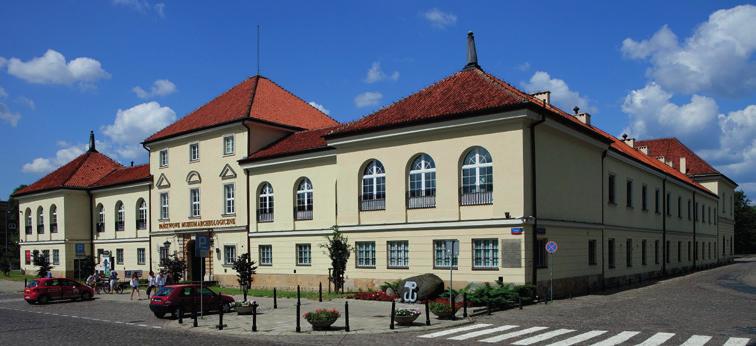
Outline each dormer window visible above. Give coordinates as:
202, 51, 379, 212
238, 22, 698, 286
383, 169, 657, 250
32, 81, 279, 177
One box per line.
189, 143, 200, 162
223, 135, 235, 156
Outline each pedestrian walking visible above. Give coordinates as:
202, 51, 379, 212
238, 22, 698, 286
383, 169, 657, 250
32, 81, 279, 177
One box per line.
146, 271, 156, 297
109, 271, 118, 294
46, 271, 52, 278
86, 273, 96, 293
156, 271, 165, 291
129, 273, 141, 300
166, 272, 173, 285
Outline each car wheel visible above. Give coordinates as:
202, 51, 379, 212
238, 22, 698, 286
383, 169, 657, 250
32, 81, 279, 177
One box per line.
25, 300, 35, 305
154, 312, 165, 319
81, 292, 92, 301
38, 295, 49, 305
222, 302, 232, 313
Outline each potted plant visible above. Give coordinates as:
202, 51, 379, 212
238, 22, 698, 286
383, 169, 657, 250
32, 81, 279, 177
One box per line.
394, 308, 421, 325
429, 300, 461, 319
235, 301, 255, 315
304, 308, 341, 330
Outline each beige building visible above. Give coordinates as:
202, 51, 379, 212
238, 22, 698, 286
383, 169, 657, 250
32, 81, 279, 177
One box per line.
16, 33, 737, 297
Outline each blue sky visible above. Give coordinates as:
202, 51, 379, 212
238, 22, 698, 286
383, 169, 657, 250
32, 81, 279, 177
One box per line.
1, 1, 755, 200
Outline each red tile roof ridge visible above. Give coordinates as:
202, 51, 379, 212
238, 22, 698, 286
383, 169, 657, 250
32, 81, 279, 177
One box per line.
245, 126, 339, 162
256, 76, 340, 127
14, 150, 124, 196
91, 163, 151, 189
636, 137, 721, 175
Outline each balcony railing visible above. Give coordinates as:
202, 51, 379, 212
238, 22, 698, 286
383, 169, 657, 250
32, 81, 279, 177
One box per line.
37, 224, 44, 234
50, 223, 58, 233
459, 189, 493, 206
257, 210, 273, 223
96, 223, 105, 233
407, 192, 436, 209
360, 196, 386, 211
25, 226, 32, 235
115, 221, 124, 231
136, 219, 147, 230
294, 208, 313, 221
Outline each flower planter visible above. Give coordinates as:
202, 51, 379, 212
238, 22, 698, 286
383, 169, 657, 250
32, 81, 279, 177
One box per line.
308, 318, 338, 330
236, 305, 254, 315
395, 313, 420, 326
304, 308, 341, 331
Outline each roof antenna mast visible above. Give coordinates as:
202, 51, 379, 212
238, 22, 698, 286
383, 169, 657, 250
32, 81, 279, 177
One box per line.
257, 24, 261, 76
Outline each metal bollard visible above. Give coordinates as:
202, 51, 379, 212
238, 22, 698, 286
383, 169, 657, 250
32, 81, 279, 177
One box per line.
518, 296, 523, 310
319, 282, 323, 302
487, 301, 492, 315
178, 306, 183, 324
295, 302, 301, 333
252, 301, 258, 332
450, 294, 456, 321
463, 293, 468, 318
424, 300, 430, 326
297, 285, 301, 305
192, 304, 198, 327
217, 302, 224, 330
344, 301, 350, 332
273, 288, 277, 309
24, 278, 27, 288
390, 300, 395, 330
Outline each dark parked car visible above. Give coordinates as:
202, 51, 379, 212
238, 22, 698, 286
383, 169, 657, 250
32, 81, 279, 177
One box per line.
149, 284, 234, 319
24, 277, 94, 304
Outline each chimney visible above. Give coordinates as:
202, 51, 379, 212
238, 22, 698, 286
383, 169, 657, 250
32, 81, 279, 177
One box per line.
638, 145, 649, 155
532, 91, 550, 105
656, 155, 666, 163
464, 31, 480, 70
679, 157, 687, 174
576, 112, 591, 126
130, 161, 134, 167
666, 160, 673, 167
621, 134, 635, 148
88, 130, 96, 152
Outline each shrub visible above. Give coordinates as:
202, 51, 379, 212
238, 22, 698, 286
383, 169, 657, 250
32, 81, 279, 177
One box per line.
352, 290, 395, 301
429, 299, 463, 316
379, 280, 401, 293
304, 308, 340, 323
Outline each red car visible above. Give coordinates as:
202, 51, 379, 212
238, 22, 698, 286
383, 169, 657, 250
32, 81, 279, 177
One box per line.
24, 277, 94, 304
149, 284, 234, 319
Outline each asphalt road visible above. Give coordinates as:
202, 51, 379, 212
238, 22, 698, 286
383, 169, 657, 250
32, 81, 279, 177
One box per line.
0, 258, 753, 345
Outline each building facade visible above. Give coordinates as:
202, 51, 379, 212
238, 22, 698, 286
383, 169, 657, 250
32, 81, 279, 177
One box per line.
16, 33, 737, 296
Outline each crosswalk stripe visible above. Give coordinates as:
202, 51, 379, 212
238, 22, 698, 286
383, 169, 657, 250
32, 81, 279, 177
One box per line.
417, 323, 492, 338
512, 329, 577, 345
480, 327, 550, 343
680, 335, 712, 346
591, 331, 641, 346
448, 325, 518, 340
636, 332, 676, 346
723, 337, 751, 346
546, 330, 608, 346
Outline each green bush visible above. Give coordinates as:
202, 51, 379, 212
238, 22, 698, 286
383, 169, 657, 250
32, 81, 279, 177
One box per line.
379, 279, 401, 293
457, 281, 535, 308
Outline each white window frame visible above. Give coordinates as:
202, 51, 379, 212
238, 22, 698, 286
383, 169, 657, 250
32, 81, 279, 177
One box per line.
116, 248, 124, 265
50, 205, 57, 225
472, 239, 499, 269
223, 245, 236, 265
115, 201, 125, 231
259, 245, 272, 266
52, 249, 60, 265
258, 183, 274, 221
296, 243, 311, 266
223, 183, 235, 215
189, 143, 200, 162
190, 188, 201, 217
223, 135, 235, 156
355, 241, 376, 268
461, 147, 493, 193
137, 199, 148, 229
433, 240, 458, 269
159, 149, 169, 167
387, 241, 409, 268
409, 154, 436, 197
361, 160, 386, 201
160, 192, 169, 220
296, 179, 313, 212
137, 248, 145, 265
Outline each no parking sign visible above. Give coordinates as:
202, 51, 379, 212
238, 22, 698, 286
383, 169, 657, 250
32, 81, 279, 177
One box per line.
545, 240, 558, 254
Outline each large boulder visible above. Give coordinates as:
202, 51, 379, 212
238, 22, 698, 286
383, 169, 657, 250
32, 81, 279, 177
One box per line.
399, 273, 444, 303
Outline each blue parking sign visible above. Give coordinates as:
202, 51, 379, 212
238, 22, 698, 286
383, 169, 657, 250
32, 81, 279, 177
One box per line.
195, 235, 210, 257
75, 243, 85, 256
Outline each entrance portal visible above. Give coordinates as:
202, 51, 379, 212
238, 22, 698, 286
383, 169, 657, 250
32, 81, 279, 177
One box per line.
187, 239, 205, 282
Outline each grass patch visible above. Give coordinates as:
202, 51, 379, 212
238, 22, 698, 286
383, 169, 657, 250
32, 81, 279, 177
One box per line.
209, 285, 348, 301
0, 270, 37, 282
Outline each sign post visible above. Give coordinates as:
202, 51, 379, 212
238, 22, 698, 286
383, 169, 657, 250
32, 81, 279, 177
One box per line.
545, 240, 558, 302
196, 235, 210, 318
445, 240, 459, 315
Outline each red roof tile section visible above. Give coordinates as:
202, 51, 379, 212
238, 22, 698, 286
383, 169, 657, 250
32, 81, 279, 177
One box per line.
91, 164, 151, 189
15, 151, 123, 196
144, 76, 338, 143
245, 127, 336, 162
635, 138, 719, 175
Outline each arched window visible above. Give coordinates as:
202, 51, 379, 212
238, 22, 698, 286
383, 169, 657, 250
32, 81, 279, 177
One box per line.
36, 206, 44, 234
460, 147, 493, 205
24, 208, 32, 235
361, 160, 386, 211
408, 154, 436, 208
295, 178, 313, 220
96, 204, 105, 232
115, 201, 125, 231
50, 205, 58, 233
257, 183, 274, 222
136, 199, 147, 230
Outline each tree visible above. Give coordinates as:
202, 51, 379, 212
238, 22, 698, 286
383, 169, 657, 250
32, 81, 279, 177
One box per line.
33, 252, 52, 278
734, 190, 756, 254
159, 254, 186, 283
322, 227, 352, 293
232, 253, 257, 302
0, 252, 11, 276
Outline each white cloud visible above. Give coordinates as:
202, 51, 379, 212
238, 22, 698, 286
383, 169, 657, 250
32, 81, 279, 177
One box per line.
22, 143, 86, 174
17, 97, 35, 110
517, 62, 531, 72
621, 5, 756, 96
308, 101, 330, 115
0, 57, 6, 68
0, 103, 20, 127
354, 91, 382, 108
132, 79, 177, 99
7, 49, 110, 87
0, 86, 6, 98
113, 0, 165, 17
422, 8, 457, 28
522, 71, 596, 113
364, 62, 399, 83
103, 102, 176, 159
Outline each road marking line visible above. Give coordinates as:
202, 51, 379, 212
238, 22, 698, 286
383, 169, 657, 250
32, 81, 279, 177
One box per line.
635, 332, 675, 346
546, 330, 608, 346
512, 329, 576, 345
418, 323, 493, 338
137, 324, 149, 327
151, 326, 161, 329
448, 325, 518, 340
480, 327, 550, 343
723, 338, 751, 346
680, 335, 711, 346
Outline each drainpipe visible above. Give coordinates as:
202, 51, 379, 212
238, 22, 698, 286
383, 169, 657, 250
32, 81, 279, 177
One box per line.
600, 150, 607, 290
529, 114, 545, 288
148, 180, 153, 270
88, 191, 94, 260
692, 193, 696, 270
661, 178, 667, 276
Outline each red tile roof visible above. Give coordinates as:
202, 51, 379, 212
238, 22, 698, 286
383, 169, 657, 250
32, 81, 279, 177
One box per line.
91, 164, 151, 189
144, 76, 339, 144
635, 138, 719, 175
15, 151, 123, 196
243, 127, 336, 162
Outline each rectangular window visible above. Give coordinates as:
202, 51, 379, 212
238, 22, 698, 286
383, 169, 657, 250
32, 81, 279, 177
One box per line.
655, 189, 660, 214
666, 192, 671, 216
434, 240, 459, 269
223, 245, 236, 265
688, 241, 691, 261
665, 240, 671, 264
296, 244, 311, 266
25, 250, 30, 265
472, 239, 499, 269
42, 250, 50, 261
626, 239, 633, 268
387, 241, 409, 268
116, 249, 124, 265
189, 143, 200, 162
708, 207, 711, 224
52, 249, 60, 265
641, 240, 647, 266
626, 179, 633, 208
356, 242, 376, 268
190, 188, 200, 217
641, 185, 648, 211
677, 197, 682, 218
223, 184, 235, 215
159, 246, 168, 264
588, 239, 597, 266
159, 149, 168, 167
608, 238, 616, 269
160, 192, 169, 220
535, 238, 548, 269
701, 204, 705, 223
223, 135, 235, 155
695, 202, 699, 221
259, 245, 272, 266
137, 248, 145, 265
608, 174, 616, 204
688, 199, 692, 220
677, 241, 682, 262
654, 240, 660, 265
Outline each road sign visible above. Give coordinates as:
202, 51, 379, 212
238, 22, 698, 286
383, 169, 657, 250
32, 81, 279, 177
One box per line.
75, 243, 85, 256
444, 240, 459, 256
195, 235, 210, 257
511, 227, 523, 235
545, 240, 558, 254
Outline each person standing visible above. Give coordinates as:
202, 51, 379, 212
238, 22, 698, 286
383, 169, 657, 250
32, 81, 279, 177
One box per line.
146, 271, 156, 297
156, 271, 165, 291
129, 273, 141, 300
86, 273, 96, 293
109, 271, 118, 294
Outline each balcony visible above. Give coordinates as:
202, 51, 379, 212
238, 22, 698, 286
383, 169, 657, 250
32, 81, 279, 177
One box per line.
257, 210, 273, 223
294, 208, 313, 221
96, 223, 105, 233
136, 219, 146, 230
115, 221, 124, 232
25, 226, 32, 235
360, 196, 386, 211
407, 192, 436, 209
459, 189, 493, 206
37, 224, 44, 234
50, 223, 58, 233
